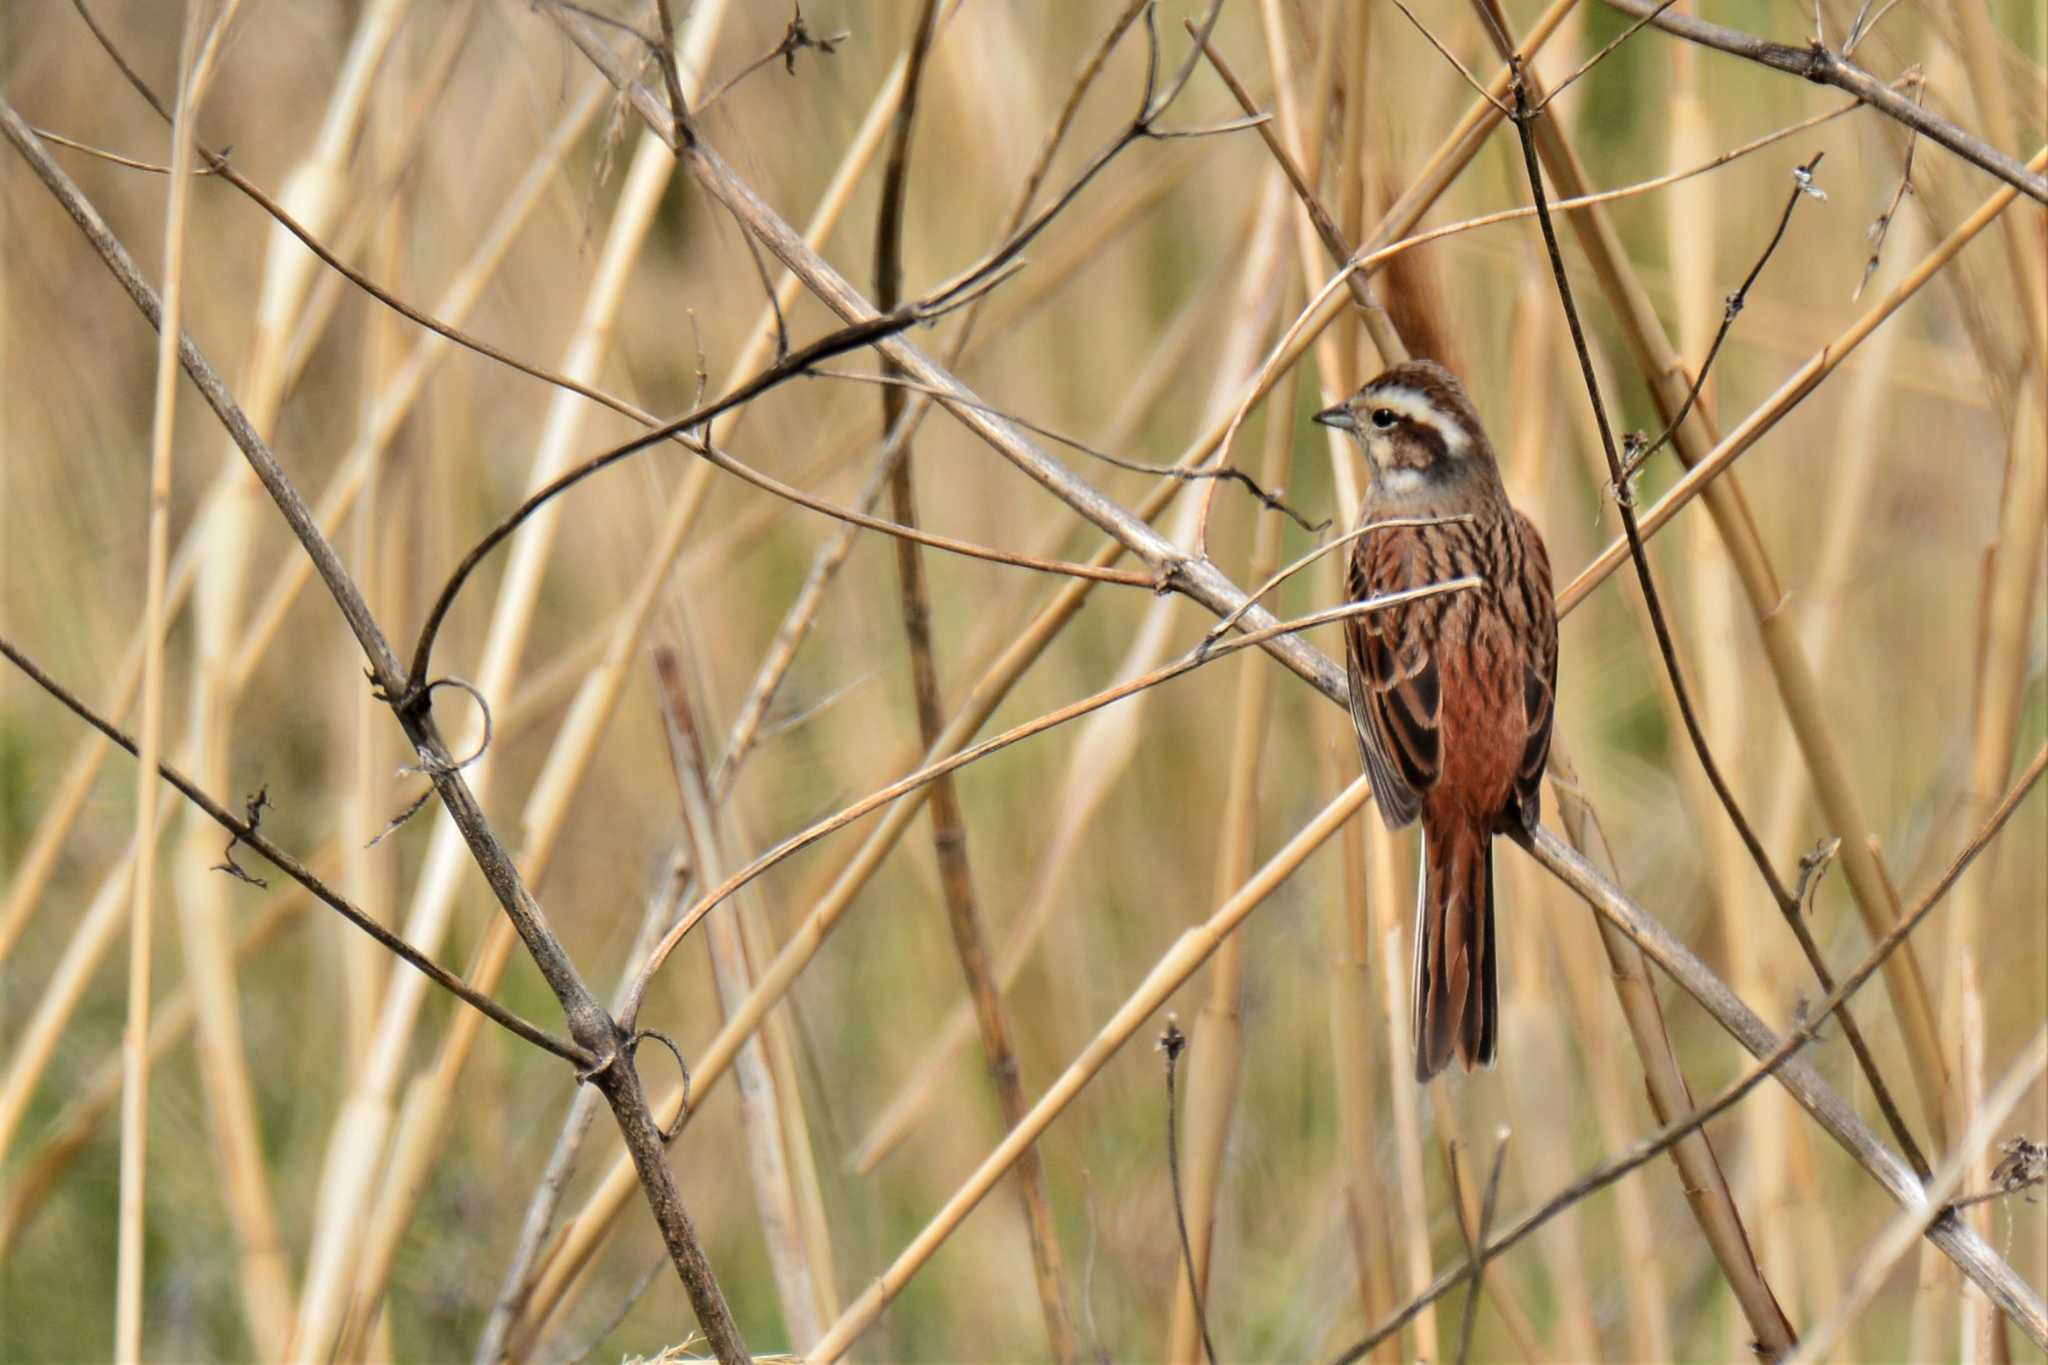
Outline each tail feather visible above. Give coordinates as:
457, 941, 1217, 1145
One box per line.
1413, 822, 1497, 1081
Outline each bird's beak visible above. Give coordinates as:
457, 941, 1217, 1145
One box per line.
1312, 403, 1355, 432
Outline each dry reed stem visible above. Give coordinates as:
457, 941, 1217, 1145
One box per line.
164, 1, 416, 1349
804, 774, 1381, 1363
1498, 266, 1601, 1361
1954, 951, 1991, 1364
1544, 814, 1672, 1362
1320, 712, 1401, 1363
1166, 176, 1297, 1363
1658, 47, 1804, 1334
1950, 0, 2048, 371
1281, 22, 1401, 1347
1365, 712, 1437, 1361
115, 6, 217, 1351
657, 650, 828, 1350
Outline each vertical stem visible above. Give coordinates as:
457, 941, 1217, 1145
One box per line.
871, 5, 1076, 1359
116, 6, 209, 1354
1167, 244, 1301, 1363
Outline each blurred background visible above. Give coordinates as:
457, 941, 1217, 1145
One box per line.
2, 1, 2043, 1360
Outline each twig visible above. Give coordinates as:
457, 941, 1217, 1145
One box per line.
1195, 516, 1473, 655
695, 2, 847, 110
1387, 1, 1511, 116
1536, 0, 1680, 110
1617, 153, 1825, 486
28, 125, 230, 174
403, 273, 1018, 693
1598, 0, 2047, 203
1159, 1019, 1217, 1365
0, 631, 591, 1068
1855, 73, 1923, 301
816, 367, 1326, 531
1450, 1135, 1510, 1365
650, 0, 689, 141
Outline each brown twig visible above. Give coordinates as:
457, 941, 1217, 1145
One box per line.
1598, 0, 2047, 203
0, 631, 588, 1066
818, 367, 1326, 532
1449, 1136, 1510, 1365
1158, 1019, 1216, 1365
694, 2, 848, 111
1855, 72, 1923, 300
1616, 153, 1825, 487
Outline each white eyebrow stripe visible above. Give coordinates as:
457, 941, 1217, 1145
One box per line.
1366, 387, 1469, 457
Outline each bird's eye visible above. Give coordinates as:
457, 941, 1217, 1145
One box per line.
1370, 408, 1398, 430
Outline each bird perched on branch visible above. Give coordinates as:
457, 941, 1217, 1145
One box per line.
1315, 360, 1557, 1082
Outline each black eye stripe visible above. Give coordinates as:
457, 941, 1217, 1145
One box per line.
1411, 423, 1451, 462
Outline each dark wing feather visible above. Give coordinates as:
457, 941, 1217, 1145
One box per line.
1344, 539, 1444, 829
1509, 511, 1558, 830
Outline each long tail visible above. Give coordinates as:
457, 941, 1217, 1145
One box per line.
1412, 819, 1497, 1081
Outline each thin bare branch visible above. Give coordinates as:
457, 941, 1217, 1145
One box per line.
1387, 1, 1512, 116
0, 632, 591, 1068
1600, 0, 2047, 203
